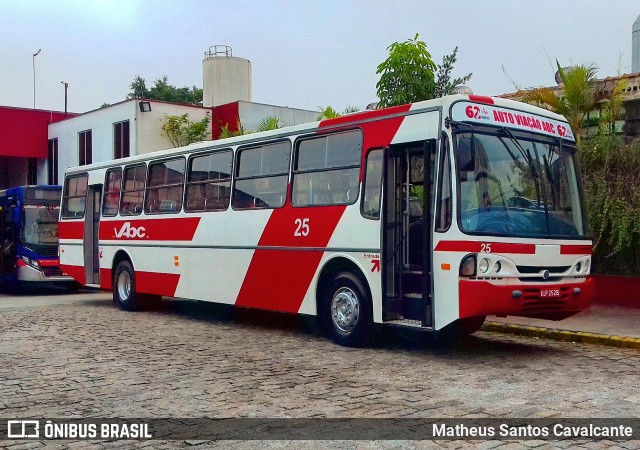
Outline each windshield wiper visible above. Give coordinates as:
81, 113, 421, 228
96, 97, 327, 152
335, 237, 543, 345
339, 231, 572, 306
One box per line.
500, 127, 542, 207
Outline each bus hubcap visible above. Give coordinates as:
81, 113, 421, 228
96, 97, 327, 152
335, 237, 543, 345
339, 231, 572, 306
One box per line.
331, 287, 359, 333
117, 271, 131, 301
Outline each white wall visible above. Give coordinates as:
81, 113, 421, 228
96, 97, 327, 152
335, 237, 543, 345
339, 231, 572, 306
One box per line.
238, 101, 318, 132
47, 100, 213, 184
136, 102, 212, 154
48, 101, 137, 183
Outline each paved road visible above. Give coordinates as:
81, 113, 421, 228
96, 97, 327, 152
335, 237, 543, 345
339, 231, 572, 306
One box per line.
1, 291, 639, 448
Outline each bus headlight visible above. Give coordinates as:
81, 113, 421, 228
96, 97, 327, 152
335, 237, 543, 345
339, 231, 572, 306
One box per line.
460, 254, 477, 277
479, 258, 490, 274
20, 255, 40, 270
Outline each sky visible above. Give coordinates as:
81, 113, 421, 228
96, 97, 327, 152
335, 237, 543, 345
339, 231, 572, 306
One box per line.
1, 0, 638, 114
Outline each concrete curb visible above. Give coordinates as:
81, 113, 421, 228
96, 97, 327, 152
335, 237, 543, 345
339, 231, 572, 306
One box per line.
482, 321, 640, 350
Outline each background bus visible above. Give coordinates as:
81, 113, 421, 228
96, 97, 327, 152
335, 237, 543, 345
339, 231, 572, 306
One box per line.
59, 94, 593, 346
0, 185, 76, 290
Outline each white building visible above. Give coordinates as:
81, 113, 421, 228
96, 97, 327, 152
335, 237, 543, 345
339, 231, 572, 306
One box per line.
47, 99, 212, 184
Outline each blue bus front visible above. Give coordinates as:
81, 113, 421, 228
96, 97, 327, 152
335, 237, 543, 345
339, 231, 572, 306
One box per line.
0, 186, 75, 288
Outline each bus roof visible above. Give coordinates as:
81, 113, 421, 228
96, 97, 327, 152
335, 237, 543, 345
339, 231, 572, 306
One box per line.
64, 94, 573, 176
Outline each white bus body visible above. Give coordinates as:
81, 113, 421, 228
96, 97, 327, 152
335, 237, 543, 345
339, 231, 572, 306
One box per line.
59, 94, 592, 346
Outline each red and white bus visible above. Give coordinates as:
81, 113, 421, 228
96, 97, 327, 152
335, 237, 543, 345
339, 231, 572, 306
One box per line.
59, 94, 592, 346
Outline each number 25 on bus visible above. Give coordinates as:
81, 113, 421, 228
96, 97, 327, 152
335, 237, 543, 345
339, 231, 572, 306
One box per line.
58, 93, 592, 347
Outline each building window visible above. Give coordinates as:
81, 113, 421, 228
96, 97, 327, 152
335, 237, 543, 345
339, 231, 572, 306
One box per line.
114, 120, 130, 159
78, 130, 92, 166
145, 157, 185, 214
27, 158, 37, 185
48, 138, 59, 185
232, 141, 290, 210
120, 164, 146, 216
292, 130, 362, 207
185, 149, 232, 212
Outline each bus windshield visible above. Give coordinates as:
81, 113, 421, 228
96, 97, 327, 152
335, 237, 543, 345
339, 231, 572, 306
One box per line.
456, 130, 585, 238
21, 205, 60, 245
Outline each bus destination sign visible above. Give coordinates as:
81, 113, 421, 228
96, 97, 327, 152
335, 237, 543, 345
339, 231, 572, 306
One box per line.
451, 101, 575, 142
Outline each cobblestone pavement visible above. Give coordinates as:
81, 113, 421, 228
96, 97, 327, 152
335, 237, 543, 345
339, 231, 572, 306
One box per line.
1, 293, 639, 449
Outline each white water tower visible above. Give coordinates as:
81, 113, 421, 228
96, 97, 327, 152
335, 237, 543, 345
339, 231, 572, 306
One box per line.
633, 15, 640, 73
203, 45, 252, 107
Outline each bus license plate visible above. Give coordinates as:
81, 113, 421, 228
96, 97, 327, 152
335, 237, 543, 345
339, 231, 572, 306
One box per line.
540, 289, 560, 298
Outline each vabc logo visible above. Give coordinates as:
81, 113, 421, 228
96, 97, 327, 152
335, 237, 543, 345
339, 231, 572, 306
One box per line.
114, 222, 146, 239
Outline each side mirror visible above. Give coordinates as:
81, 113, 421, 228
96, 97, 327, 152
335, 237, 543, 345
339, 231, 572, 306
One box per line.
458, 137, 475, 172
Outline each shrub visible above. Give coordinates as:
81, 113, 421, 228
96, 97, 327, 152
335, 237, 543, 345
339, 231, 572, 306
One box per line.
579, 136, 640, 275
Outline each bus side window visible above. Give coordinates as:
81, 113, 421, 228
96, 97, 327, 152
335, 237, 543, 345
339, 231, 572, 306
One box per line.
185, 149, 232, 212
232, 141, 290, 210
362, 149, 383, 219
120, 164, 146, 216
292, 130, 362, 207
435, 138, 452, 231
102, 168, 122, 217
62, 174, 88, 218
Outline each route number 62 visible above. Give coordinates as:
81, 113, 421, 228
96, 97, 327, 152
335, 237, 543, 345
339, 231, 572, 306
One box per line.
294, 218, 310, 237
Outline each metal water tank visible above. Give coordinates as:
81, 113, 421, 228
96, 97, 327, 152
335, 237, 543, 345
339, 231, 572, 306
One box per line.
633, 15, 640, 73
202, 45, 252, 107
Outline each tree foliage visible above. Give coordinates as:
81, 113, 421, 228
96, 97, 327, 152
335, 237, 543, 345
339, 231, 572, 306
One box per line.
520, 60, 627, 140
316, 105, 360, 120
161, 113, 211, 147
376, 34, 437, 108
520, 61, 599, 140
433, 46, 472, 97
217, 116, 284, 140
128, 75, 203, 106
579, 136, 640, 276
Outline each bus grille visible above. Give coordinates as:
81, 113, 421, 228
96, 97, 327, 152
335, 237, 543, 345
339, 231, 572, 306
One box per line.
520, 287, 571, 312
42, 267, 64, 277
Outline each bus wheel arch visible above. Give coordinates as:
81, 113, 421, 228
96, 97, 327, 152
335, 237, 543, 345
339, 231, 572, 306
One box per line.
316, 257, 373, 347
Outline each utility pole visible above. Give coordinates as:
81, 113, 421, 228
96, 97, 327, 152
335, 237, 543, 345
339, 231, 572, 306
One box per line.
61, 81, 68, 116
32, 49, 41, 109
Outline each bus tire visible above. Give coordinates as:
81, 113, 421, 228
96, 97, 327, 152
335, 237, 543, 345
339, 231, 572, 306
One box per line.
324, 272, 372, 347
113, 260, 139, 311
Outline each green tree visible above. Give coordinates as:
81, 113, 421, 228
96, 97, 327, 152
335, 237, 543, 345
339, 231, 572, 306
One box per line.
128, 75, 203, 106
520, 61, 598, 140
316, 105, 361, 120
161, 113, 211, 147
433, 46, 472, 97
376, 34, 437, 108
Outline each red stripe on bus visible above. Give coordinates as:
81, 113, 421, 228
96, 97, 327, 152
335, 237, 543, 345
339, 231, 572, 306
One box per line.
99, 217, 201, 241
434, 241, 536, 254
37, 259, 60, 267
235, 206, 347, 313
235, 249, 325, 313
58, 221, 84, 240
560, 245, 592, 255
100, 268, 113, 290
136, 271, 180, 297
60, 264, 86, 285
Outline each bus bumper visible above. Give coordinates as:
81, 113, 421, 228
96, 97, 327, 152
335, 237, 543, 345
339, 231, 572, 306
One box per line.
16, 259, 74, 283
459, 277, 593, 321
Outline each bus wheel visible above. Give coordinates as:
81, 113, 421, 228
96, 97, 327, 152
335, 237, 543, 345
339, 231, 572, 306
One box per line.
113, 260, 138, 311
324, 272, 372, 347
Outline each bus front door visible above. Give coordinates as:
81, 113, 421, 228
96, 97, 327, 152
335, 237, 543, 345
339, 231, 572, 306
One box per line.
383, 140, 435, 327
83, 185, 101, 286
